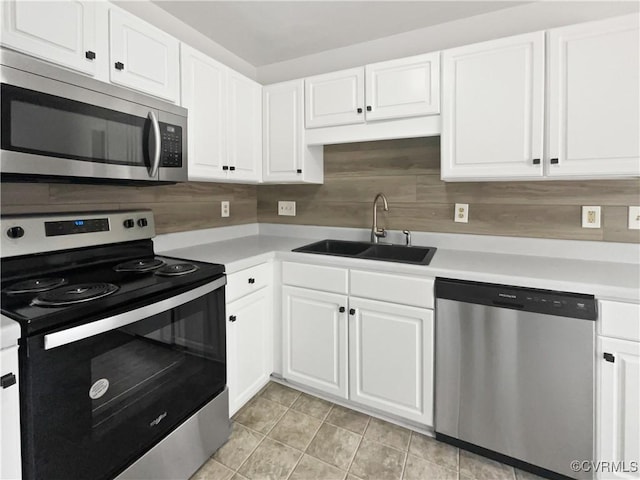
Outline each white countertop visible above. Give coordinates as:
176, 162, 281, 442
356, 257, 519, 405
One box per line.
1, 315, 21, 350
160, 230, 640, 303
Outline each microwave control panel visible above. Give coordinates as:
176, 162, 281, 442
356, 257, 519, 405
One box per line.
160, 123, 182, 168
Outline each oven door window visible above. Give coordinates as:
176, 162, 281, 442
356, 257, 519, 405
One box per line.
23, 288, 226, 480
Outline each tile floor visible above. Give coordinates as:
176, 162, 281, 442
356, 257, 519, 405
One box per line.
191, 382, 544, 480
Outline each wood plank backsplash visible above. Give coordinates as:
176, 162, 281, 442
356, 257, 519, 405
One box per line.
258, 137, 640, 243
0, 181, 257, 234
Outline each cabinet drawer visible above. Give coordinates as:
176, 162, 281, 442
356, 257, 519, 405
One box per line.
227, 263, 271, 303
350, 270, 434, 308
600, 300, 640, 342
282, 262, 348, 294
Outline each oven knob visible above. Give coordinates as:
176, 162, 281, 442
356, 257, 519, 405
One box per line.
6, 226, 24, 239
137, 218, 148, 227
123, 219, 135, 229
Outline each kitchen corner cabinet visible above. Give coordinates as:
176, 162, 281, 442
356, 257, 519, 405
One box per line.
263, 80, 323, 183
547, 14, 640, 178
441, 31, 545, 181
109, 8, 179, 103
597, 301, 640, 479
226, 263, 273, 416
0, 345, 21, 480
0, 0, 99, 76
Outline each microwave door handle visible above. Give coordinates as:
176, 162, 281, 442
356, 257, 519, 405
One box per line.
43, 276, 226, 350
148, 111, 161, 178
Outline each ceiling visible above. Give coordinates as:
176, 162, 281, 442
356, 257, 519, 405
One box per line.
152, 1, 527, 66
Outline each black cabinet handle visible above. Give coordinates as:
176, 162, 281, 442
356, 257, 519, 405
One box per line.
550, 158, 559, 164
1, 373, 16, 389
229, 166, 236, 171
222, 166, 229, 171
248, 278, 255, 284
85, 50, 96, 60
229, 315, 236, 322
339, 306, 345, 313
532, 158, 540, 165
357, 108, 363, 114
603, 352, 615, 363
366, 106, 372, 112
296, 169, 302, 174
349, 308, 356, 315
114, 61, 124, 70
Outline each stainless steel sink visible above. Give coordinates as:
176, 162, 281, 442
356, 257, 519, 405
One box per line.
293, 239, 436, 265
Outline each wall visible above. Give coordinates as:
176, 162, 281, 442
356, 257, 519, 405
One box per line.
0, 182, 256, 234
258, 137, 640, 243
257, 1, 639, 83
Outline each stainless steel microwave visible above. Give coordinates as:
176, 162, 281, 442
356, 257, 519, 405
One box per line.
0, 49, 187, 183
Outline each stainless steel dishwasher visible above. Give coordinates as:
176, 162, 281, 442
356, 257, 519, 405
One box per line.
435, 278, 597, 480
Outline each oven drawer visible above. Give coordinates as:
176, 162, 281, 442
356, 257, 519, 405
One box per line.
226, 263, 271, 303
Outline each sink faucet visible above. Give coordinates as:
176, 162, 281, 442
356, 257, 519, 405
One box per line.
371, 193, 389, 243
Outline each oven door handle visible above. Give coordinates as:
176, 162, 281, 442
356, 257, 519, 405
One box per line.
44, 277, 226, 350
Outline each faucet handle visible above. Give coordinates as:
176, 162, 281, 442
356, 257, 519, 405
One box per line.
375, 227, 387, 238
402, 230, 411, 246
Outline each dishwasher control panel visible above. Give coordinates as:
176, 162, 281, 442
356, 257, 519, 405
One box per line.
435, 278, 597, 320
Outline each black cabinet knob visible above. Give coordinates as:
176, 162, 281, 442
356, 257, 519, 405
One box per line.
85, 50, 96, 60
137, 218, 148, 228
550, 158, 559, 164
248, 278, 255, 284
339, 306, 345, 313
349, 308, 356, 315
229, 166, 236, 171
222, 165, 229, 171
296, 169, 302, 174
1, 373, 16, 389
357, 108, 363, 114
229, 315, 237, 322
114, 62, 124, 70
603, 352, 615, 363
6, 226, 24, 239
123, 219, 135, 229
532, 158, 540, 165
366, 106, 372, 112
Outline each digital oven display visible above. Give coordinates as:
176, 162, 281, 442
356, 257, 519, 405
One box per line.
45, 218, 110, 236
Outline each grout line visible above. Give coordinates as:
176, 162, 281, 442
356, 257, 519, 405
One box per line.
344, 416, 370, 476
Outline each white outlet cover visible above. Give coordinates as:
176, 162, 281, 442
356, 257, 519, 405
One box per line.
221, 201, 229, 218
278, 201, 296, 216
629, 206, 640, 230
582, 206, 601, 229
454, 203, 469, 223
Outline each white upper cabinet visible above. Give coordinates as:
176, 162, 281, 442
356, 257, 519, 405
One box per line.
109, 8, 179, 102
180, 44, 227, 181
441, 32, 545, 181
1, 0, 98, 76
305, 67, 365, 128
547, 14, 640, 178
365, 52, 440, 121
263, 80, 323, 183
227, 71, 263, 182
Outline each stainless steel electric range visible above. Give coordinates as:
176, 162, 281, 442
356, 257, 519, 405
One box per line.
0, 210, 230, 480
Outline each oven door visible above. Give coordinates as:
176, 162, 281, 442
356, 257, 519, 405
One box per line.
20, 277, 226, 480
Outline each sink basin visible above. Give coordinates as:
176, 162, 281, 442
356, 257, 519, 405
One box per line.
360, 244, 436, 265
293, 239, 436, 265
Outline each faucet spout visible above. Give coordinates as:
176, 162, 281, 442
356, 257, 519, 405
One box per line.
371, 193, 389, 243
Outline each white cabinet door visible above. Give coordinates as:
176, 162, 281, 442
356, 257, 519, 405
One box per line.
441, 32, 545, 181
180, 44, 227, 182
598, 337, 640, 479
227, 71, 262, 182
109, 8, 179, 102
349, 297, 434, 425
365, 52, 440, 121
227, 289, 272, 416
305, 67, 365, 128
1, 0, 97, 76
283, 286, 349, 399
547, 15, 640, 178
0, 346, 21, 480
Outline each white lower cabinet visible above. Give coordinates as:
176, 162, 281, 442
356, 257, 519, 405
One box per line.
226, 263, 273, 416
349, 297, 434, 425
282, 286, 349, 399
0, 345, 21, 480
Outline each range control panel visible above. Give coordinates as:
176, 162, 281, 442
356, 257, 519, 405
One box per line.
160, 123, 182, 168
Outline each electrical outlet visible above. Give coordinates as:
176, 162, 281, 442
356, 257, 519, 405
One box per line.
629, 206, 640, 230
454, 203, 469, 223
582, 206, 601, 228
221, 201, 229, 218
278, 201, 296, 216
